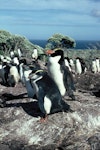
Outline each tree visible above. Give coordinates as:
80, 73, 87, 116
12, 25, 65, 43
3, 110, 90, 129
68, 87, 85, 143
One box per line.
45, 33, 76, 50
0, 30, 44, 57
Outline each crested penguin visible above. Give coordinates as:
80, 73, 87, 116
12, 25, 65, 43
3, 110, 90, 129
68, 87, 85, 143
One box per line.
46, 49, 76, 100
29, 70, 72, 122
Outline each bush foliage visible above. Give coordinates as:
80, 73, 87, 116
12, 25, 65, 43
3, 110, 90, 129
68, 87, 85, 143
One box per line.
45, 33, 76, 50
0, 30, 44, 56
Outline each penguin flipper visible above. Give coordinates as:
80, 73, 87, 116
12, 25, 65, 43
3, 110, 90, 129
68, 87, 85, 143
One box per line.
37, 87, 46, 117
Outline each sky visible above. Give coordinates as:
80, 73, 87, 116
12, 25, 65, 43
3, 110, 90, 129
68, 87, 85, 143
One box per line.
0, 0, 100, 40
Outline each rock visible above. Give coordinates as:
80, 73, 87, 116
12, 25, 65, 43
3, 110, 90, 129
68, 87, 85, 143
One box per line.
0, 72, 100, 149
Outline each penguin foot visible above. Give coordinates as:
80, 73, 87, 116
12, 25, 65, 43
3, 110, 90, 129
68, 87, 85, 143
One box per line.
40, 116, 48, 123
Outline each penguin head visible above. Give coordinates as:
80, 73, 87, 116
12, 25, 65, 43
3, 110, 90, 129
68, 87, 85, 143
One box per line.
46, 49, 64, 64
29, 69, 45, 81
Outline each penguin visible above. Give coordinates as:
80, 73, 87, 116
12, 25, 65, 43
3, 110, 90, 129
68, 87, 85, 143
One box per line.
17, 48, 23, 58
91, 59, 97, 73
64, 57, 72, 72
0, 55, 4, 61
75, 57, 82, 75
19, 63, 25, 85
0, 60, 10, 86
46, 49, 76, 100
95, 58, 100, 72
10, 51, 15, 59
78, 57, 87, 73
69, 58, 75, 71
0, 63, 6, 84
22, 65, 36, 98
29, 70, 72, 122
12, 56, 19, 66
8, 63, 20, 87
31, 49, 38, 61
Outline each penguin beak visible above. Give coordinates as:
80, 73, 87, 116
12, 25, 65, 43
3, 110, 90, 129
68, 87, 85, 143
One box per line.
45, 50, 54, 55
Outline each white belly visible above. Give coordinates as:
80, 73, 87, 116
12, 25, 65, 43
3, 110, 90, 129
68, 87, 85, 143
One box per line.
48, 63, 66, 96
44, 96, 52, 114
75, 60, 82, 74
10, 66, 20, 83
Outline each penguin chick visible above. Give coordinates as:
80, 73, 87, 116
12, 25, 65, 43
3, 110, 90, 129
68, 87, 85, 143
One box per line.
29, 70, 72, 122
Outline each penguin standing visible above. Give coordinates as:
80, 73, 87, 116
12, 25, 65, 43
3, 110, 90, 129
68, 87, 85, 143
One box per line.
8, 63, 20, 87
0, 64, 6, 84
75, 57, 82, 74
64, 57, 72, 72
10, 51, 15, 59
22, 65, 36, 98
46, 49, 75, 100
69, 58, 75, 73
96, 58, 100, 72
31, 49, 38, 61
78, 57, 87, 73
91, 59, 97, 73
17, 48, 23, 58
29, 70, 72, 122
0, 60, 10, 86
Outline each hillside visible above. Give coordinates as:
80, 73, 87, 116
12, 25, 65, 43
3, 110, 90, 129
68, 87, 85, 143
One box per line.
0, 68, 100, 150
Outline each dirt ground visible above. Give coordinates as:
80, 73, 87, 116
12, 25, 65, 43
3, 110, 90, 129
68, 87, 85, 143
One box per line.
0, 71, 100, 150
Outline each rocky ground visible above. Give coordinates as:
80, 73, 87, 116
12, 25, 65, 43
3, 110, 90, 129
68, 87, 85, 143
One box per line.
0, 71, 100, 150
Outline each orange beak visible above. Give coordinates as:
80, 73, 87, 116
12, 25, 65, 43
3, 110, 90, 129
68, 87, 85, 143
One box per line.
45, 50, 54, 55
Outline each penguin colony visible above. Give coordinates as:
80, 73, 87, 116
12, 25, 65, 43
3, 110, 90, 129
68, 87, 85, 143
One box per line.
0, 48, 100, 121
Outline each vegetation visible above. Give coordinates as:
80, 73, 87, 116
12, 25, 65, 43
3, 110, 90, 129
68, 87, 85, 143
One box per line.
0, 30, 44, 57
0, 30, 100, 65
45, 33, 76, 50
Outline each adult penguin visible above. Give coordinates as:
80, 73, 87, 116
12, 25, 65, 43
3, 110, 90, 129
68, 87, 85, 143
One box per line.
22, 64, 36, 98
96, 58, 100, 72
0, 60, 10, 86
75, 57, 82, 75
31, 49, 38, 61
91, 59, 97, 73
78, 57, 87, 73
64, 57, 72, 72
46, 49, 76, 100
29, 70, 72, 122
7, 61, 20, 87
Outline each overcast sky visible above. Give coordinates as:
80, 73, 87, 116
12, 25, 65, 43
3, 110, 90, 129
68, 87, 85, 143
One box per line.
0, 0, 100, 40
